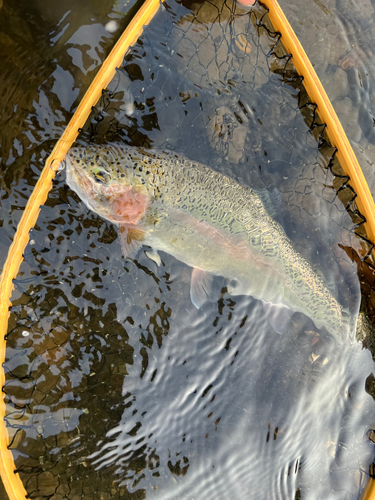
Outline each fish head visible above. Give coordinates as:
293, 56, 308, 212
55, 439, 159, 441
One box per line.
65, 144, 152, 225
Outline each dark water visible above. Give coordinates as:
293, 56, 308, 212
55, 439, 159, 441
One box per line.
2, 0, 375, 499
0, 0, 139, 271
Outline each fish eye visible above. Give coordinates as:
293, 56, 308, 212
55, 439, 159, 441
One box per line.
92, 167, 110, 184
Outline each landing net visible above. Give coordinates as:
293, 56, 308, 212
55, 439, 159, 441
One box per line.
3, 0, 375, 499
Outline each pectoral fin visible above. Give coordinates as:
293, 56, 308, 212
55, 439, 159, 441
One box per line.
262, 301, 294, 334
119, 224, 145, 259
190, 268, 214, 309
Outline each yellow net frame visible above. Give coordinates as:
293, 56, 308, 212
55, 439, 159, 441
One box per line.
0, 0, 374, 499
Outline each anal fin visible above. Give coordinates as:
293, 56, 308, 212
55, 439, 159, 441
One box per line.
190, 268, 214, 309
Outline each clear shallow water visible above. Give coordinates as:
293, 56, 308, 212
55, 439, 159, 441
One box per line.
278, 0, 375, 198
2, 0, 375, 499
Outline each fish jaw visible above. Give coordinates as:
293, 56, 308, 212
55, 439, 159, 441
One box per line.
65, 155, 103, 215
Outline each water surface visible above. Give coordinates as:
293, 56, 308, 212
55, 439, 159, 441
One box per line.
2, 0, 375, 499
279, 0, 375, 197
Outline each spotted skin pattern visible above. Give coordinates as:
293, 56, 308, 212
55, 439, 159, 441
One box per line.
65, 143, 353, 341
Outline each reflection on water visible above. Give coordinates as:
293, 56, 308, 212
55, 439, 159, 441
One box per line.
3, 0, 375, 499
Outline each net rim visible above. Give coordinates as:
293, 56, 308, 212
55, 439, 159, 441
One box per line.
261, 0, 375, 250
0, 0, 374, 498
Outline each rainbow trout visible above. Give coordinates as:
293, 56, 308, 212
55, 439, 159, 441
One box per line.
65, 143, 353, 340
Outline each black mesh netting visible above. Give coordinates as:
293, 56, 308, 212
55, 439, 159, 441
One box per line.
5, 0, 375, 499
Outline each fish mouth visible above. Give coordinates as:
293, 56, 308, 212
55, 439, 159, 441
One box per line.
65, 153, 95, 198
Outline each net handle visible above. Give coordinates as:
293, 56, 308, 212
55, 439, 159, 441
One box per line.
0, 1, 162, 498
261, 0, 375, 249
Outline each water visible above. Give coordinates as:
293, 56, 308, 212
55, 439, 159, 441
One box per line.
2, 0, 375, 499
278, 0, 375, 198
0, 0, 139, 271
